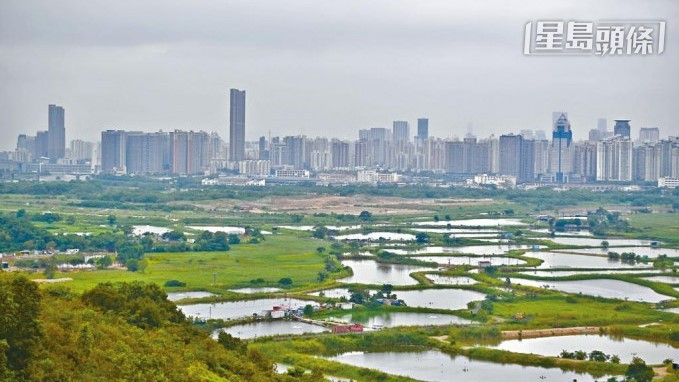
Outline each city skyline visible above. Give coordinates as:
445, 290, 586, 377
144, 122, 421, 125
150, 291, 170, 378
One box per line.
1, 0, 677, 150
7, 102, 676, 185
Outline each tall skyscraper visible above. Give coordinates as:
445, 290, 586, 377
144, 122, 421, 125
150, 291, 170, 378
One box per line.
48, 104, 65, 162
639, 127, 660, 143
417, 118, 429, 140
229, 89, 246, 161
258, 136, 269, 160
588, 129, 603, 142
613, 120, 631, 139
597, 136, 633, 181
35, 131, 50, 159
519, 139, 536, 183
552, 111, 568, 126
634, 143, 662, 182
499, 134, 522, 178
499, 134, 535, 183
534, 130, 547, 141
101, 130, 127, 173
551, 113, 573, 182
597, 118, 608, 133
392, 121, 410, 143
660, 137, 679, 177
70, 140, 94, 161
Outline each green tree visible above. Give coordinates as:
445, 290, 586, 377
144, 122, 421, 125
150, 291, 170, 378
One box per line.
348, 286, 370, 304
161, 230, 185, 241
358, 210, 372, 221
415, 232, 429, 244
0, 273, 42, 375
380, 284, 394, 297
626, 357, 654, 382
138, 258, 149, 274
44, 258, 57, 279
107, 214, 117, 226
588, 350, 609, 362
278, 277, 293, 286
82, 282, 183, 329
217, 331, 246, 354
96, 256, 113, 269
126, 259, 139, 272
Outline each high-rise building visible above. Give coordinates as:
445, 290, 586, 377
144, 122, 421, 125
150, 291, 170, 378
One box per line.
519, 139, 535, 183
359, 127, 389, 166
498, 134, 535, 183
258, 136, 269, 160
69, 140, 94, 161
520, 130, 534, 140
550, 113, 573, 182
229, 89, 246, 161
282, 135, 307, 169
393, 121, 410, 144
331, 139, 351, 168
534, 130, 547, 141
499, 134, 522, 178
170, 130, 211, 175
588, 129, 603, 142
101, 130, 127, 173
35, 131, 49, 160
16, 135, 27, 151
639, 127, 660, 143
634, 143, 662, 182
598, 118, 608, 133
445, 140, 465, 173
533, 138, 549, 175
613, 120, 631, 139
48, 104, 65, 162
552, 111, 568, 126
660, 137, 679, 177
597, 136, 633, 181
574, 141, 598, 182
417, 118, 429, 140
126, 132, 170, 174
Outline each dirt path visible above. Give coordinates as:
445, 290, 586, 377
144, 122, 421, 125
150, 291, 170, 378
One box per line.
502, 326, 600, 339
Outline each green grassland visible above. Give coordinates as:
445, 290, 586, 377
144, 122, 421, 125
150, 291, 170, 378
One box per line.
614, 213, 679, 244
39, 233, 336, 294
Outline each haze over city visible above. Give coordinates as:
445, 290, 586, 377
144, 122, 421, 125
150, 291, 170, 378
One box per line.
1, 0, 678, 150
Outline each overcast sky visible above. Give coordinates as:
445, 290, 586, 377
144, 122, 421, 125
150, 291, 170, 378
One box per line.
1, 0, 677, 150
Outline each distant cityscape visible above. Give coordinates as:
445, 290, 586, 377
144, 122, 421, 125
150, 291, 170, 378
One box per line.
2, 89, 678, 189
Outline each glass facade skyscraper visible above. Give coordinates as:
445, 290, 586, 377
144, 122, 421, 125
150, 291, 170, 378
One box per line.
229, 89, 246, 161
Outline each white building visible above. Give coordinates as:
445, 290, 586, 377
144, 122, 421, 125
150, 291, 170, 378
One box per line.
275, 169, 310, 178
658, 177, 679, 189
238, 160, 270, 176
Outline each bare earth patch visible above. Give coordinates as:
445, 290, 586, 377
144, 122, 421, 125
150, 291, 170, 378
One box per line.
185, 195, 495, 215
